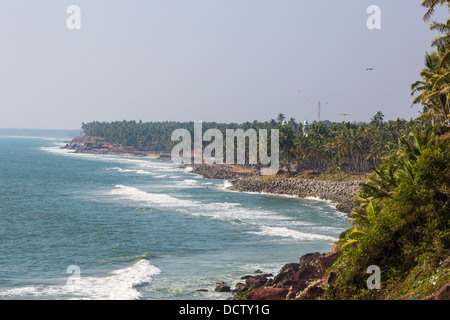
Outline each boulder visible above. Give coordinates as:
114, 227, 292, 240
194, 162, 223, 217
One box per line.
293, 265, 321, 282
245, 275, 269, 290
244, 250, 343, 300
317, 251, 342, 275
215, 283, 231, 292
273, 263, 300, 285
299, 252, 324, 266
295, 285, 325, 300
234, 283, 247, 292
286, 282, 309, 300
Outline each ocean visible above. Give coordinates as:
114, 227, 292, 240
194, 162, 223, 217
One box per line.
0, 136, 350, 300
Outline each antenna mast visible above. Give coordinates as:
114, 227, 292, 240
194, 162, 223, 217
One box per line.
318, 101, 321, 122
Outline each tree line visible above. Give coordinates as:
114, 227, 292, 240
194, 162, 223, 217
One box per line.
82, 113, 423, 176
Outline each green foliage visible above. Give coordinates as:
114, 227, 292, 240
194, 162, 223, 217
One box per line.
331, 128, 449, 299
81, 115, 420, 176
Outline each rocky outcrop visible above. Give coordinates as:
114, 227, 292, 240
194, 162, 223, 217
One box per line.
215, 283, 231, 292
228, 177, 362, 213
241, 249, 343, 300
156, 153, 171, 161
234, 273, 274, 293
63, 136, 104, 150
61, 136, 170, 158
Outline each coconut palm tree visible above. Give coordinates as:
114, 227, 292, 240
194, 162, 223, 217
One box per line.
422, 0, 449, 22
342, 200, 379, 249
411, 51, 450, 126
277, 113, 286, 125
279, 125, 296, 174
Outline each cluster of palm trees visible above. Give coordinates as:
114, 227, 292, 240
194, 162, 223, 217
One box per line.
82, 114, 420, 179
81, 120, 242, 151
412, 1, 450, 127
278, 115, 417, 177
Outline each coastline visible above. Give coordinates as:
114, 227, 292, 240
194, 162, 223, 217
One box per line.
183, 164, 362, 215
60, 137, 171, 160
182, 165, 363, 300
64, 146, 363, 215
228, 177, 361, 214
63, 139, 363, 215
64, 143, 363, 300
61, 143, 449, 301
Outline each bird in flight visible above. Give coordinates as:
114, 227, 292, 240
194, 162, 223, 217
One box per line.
366, 68, 374, 71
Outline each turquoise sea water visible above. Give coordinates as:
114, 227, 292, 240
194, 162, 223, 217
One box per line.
0, 137, 350, 300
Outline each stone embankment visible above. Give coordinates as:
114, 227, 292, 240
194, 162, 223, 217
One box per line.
228, 177, 362, 214
184, 164, 362, 213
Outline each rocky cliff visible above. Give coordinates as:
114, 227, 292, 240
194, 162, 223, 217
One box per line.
232, 246, 450, 300
232, 244, 343, 300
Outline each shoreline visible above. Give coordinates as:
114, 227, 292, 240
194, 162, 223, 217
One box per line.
183, 164, 362, 215
62, 141, 365, 300
228, 177, 361, 214
71, 148, 165, 159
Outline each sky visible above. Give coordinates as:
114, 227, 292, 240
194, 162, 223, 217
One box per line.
0, 1, 448, 130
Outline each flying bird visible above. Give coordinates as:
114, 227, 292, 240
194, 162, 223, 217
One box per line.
366, 68, 374, 71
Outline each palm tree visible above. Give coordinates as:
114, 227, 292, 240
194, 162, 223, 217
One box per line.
411, 51, 450, 126
342, 200, 379, 249
359, 158, 399, 202
370, 111, 384, 126
430, 17, 450, 47
279, 125, 296, 175
277, 113, 286, 125
422, 0, 449, 22
429, 11, 450, 72
398, 126, 436, 162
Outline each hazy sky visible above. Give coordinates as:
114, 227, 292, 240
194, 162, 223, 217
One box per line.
0, 1, 448, 129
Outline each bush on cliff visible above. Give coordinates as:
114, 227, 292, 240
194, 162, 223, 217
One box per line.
328, 128, 449, 299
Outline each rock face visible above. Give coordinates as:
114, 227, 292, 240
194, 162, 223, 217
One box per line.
243, 250, 343, 300
233, 273, 274, 293
63, 136, 104, 150
228, 177, 362, 213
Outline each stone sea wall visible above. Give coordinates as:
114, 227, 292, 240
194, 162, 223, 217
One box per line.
184, 164, 363, 214
228, 177, 362, 214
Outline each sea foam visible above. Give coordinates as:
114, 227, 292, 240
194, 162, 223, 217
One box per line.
250, 226, 338, 242
0, 259, 160, 300
111, 185, 200, 208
